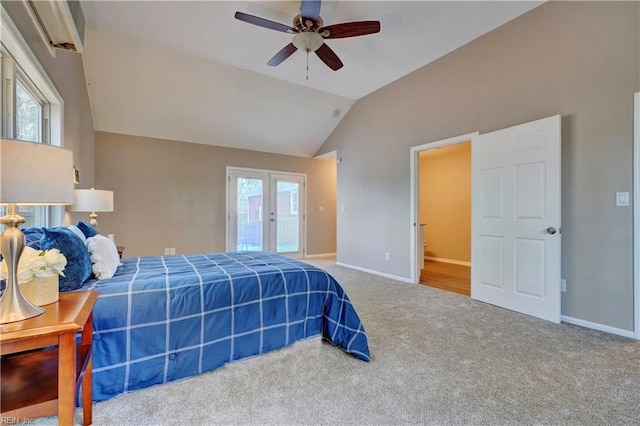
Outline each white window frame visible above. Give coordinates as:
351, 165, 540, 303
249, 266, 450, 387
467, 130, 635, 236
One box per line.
15, 72, 48, 143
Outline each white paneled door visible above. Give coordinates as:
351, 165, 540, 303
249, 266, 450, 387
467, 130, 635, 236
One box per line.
471, 115, 561, 323
227, 168, 305, 258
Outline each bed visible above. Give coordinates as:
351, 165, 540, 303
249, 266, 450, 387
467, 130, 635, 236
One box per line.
13, 225, 369, 401
9, 225, 370, 402
77, 250, 370, 401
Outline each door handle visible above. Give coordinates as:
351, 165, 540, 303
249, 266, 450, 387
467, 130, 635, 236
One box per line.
545, 227, 557, 235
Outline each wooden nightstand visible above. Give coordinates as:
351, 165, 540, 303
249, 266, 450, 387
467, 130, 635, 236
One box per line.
0, 290, 99, 426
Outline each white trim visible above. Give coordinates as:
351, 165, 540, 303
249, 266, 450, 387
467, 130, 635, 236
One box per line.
634, 92, 639, 339
561, 315, 635, 339
424, 256, 471, 267
304, 252, 336, 259
336, 262, 413, 284
227, 165, 307, 178
21, 0, 56, 58
409, 132, 479, 284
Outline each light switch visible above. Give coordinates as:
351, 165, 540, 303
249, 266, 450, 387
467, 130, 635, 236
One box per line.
318, 206, 324, 212
616, 192, 629, 207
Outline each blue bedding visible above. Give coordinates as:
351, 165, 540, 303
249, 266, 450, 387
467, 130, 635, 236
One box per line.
80, 251, 370, 402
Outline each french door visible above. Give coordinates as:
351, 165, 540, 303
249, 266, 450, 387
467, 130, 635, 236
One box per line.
227, 168, 306, 258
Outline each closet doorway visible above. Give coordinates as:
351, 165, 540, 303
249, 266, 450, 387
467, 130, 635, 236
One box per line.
418, 142, 472, 296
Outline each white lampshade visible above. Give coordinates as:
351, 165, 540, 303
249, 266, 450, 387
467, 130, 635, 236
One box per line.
0, 138, 75, 205
0, 138, 74, 324
71, 188, 114, 212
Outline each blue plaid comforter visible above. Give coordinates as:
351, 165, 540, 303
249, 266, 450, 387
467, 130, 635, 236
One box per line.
80, 251, 370, 402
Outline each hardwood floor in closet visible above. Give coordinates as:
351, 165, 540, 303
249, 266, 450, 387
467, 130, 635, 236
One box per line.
420, 259, 471, 296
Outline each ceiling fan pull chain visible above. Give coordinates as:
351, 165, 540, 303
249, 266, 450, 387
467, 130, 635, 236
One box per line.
306, 51, 309, 80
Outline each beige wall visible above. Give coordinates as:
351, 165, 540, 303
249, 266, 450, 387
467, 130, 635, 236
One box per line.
419, 143, 471, 263
318, 2, 640, 331
94, 132, 337, 257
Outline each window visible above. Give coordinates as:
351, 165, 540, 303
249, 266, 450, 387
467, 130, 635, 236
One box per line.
16, 77, 44, 143
1, 7, 63, 228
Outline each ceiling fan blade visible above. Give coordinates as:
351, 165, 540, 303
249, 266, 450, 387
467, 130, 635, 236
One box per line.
320, 21, 381, 39
300, 0, 321, 22
234, 11, 296, 34
315, 43, 343, 71
268, 43, 298, 67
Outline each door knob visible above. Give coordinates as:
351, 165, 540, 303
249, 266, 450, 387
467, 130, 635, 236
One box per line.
545, 227, 557, 234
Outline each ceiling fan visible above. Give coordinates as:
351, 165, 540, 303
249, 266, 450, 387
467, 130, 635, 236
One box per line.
234, 0, 380, 71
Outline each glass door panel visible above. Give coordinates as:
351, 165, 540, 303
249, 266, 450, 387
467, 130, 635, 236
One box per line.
236, 178, 263, 251
274, 179, 301, 254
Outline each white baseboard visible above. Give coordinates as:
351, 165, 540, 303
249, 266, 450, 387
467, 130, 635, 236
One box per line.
304, 252, 336, 259
424, 256, 471, 267
335, 262, 414, 284
561, 315, 636, 339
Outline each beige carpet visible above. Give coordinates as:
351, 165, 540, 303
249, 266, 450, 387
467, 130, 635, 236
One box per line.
29, 257, 640, 425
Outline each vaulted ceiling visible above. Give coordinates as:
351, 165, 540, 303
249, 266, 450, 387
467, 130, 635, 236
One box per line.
80, 1, 541, 157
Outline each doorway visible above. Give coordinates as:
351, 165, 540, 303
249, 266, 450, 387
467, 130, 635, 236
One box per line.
226, 167, 306, 258
418, 142, 472, 296
410, 132, 478, 285
410, 115, 562, 323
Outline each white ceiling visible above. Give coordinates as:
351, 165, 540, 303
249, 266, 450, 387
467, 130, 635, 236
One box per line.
80, 1, 541, 158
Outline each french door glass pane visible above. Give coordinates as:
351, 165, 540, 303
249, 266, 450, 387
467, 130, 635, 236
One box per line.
15, 80, 41, 143
276, 181, 299, 253
236, 178, 263, 251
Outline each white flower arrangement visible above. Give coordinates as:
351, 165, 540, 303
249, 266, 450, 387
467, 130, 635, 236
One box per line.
0, 247, 67, 283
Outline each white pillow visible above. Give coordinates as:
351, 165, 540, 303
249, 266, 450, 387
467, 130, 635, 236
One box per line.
86, 234, 121, 280
68, 224, 87, 244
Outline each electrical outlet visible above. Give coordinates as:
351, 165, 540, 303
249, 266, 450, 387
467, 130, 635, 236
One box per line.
164, 248, 176, 255
561, 278, 566, 292
385, 252, 390, 261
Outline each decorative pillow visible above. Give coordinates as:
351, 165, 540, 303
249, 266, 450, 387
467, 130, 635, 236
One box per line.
40, 227, 92, 292
0, 228, 42, 262
76, 221, 98, 238
67, 224, 87, 244
22, 227, 44, 250
86, 234, 121, 280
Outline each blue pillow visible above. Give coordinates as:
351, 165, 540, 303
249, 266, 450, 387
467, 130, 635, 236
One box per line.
76, 221, 98, 238
21, 227, 44, 250
40, 227, 92, 292
0, 228, 44, 263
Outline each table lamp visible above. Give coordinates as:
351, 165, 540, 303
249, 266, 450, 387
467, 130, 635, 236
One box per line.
71, 188, 113, 228
0, 138, 74, 323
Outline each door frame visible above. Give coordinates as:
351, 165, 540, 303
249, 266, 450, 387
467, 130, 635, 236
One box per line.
225, 166, 307, 257
409, 132, 479, 283
634, 92, 639, 339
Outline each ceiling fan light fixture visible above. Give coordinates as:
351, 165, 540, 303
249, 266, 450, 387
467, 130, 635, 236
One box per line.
292, 32, 324, 52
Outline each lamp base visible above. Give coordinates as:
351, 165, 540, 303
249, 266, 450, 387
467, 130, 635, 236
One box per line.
0, 206, 45, 324
0, 287, 45, 323
89, 211, 98, 228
